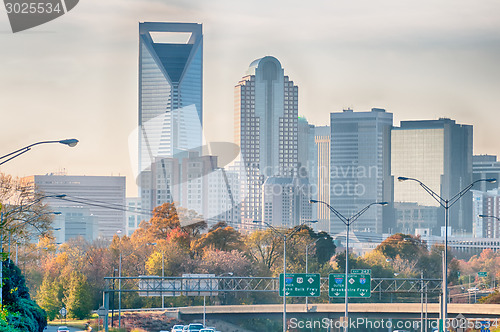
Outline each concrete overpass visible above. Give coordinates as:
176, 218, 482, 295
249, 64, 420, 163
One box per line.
176, 303, 500, 321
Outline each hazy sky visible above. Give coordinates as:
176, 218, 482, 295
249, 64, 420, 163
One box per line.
1, 0, 499, 196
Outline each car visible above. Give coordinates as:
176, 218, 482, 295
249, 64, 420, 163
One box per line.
182, 326, 189, 331
187, 323, 205, 331
58, 327, 70, 332
170, 325, 185, 332
200, 329, 215, 332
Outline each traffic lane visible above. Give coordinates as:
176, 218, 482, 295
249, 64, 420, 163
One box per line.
44, 325, 83, 332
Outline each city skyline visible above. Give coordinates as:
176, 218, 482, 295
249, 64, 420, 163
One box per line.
1, 0, 500, 196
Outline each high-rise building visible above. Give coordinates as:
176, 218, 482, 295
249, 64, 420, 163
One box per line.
392, 118, 473, 235
262, 176, 312, 228
298, 117, 316, 178
472, 189, 500, 238
234, 56, 299, 227
138, 22, 203, 212
473, 155, 500, 192
330, 108, 393, 234
126, 197, 143, 236
314, 126, 331, 232
22, 174, 126, 239
143, 152, 240, 229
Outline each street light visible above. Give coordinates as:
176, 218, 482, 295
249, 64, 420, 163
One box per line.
305, 236, 327, 311
310, 199, 387, 332
253, 219, 318, 332
147, 242, 165, 308
0, 139, 79, 166
398, 176, 496, 327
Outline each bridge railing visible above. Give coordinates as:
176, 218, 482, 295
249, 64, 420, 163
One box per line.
104, 276, 442, 295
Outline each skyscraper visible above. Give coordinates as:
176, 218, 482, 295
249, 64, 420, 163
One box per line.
314, 125, 331, 232
234, 56, 299, 227
392, 118, 473, 235
138, 22, 203, 212
330, 108, 393, 234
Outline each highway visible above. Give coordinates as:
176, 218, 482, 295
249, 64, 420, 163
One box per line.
45, 325, 83, 332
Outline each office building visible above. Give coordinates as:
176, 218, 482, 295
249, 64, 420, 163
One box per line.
143, 152, 240, 229
52, 206, 99, 243
314, 125, 331, 232
23, 174, 126, 239
330, 108, 393, 234
234, 56, 299, 227
138, 22, 203, 212
473, 155, 500, 192
262, 176, 312, 228
392, 118, 473, 235
472, 189, 500, 238
126, 197, 144, 236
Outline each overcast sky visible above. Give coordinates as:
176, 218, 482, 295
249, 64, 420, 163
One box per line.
1, 0, 499, 196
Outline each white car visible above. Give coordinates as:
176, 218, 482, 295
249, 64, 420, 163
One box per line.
170, 325, 185, 332
57, 327, 70, 332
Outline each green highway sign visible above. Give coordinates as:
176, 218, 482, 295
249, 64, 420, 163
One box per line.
279, 273, 321, 297
478, 271, 488, 277
329, 273, 371, 298
351, 269, 371, 274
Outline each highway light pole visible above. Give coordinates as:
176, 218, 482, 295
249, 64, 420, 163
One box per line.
253, 220, 318, 332
398, 176, 496, 329
0, 139, 79, 166
305, 236, 326, 311
310, 200, 387, 332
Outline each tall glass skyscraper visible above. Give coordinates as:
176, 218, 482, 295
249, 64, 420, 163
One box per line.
138, 22, 203, 212
392, 118, 473, 235
330, 108, 393, 234
234, 56, 299, 228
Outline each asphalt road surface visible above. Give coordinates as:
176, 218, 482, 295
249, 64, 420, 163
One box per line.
44, 325, 83, 332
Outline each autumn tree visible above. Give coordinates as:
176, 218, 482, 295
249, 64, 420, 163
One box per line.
135, 203, 206, 243
191, 222, 245, 254
0, 173, 58, 247
64, 271, 93, 319
145, 240, 191, 276
245, 229, 282, 275
36, 275, 62, 321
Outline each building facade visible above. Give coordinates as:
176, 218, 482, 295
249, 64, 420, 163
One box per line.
262, 176, 312, 228
138, 22, 203, 213
330, 108, 393, 234
23, 174, 126, 239
314, 125, 331, 232
234, 56, 299, 228
392, 118, 473, 235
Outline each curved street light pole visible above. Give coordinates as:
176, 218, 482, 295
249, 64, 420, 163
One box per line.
398, 176, 496, 328
310, 200, 387, 332
253, 220, 318, 332
305, 236, 327, 311
0, 139, 78, 166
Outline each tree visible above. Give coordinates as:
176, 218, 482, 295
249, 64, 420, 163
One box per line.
2, 260, 47, 332
135, 203, 207, 242
375, 233, 427, 262
64, 272, 93, 319
245, 229, 282, 274
0, 173, 57, 246
145, 240, 191, 276
198, 249, 253, 276
36, 275, 62, 321
191, 222, 245, 254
